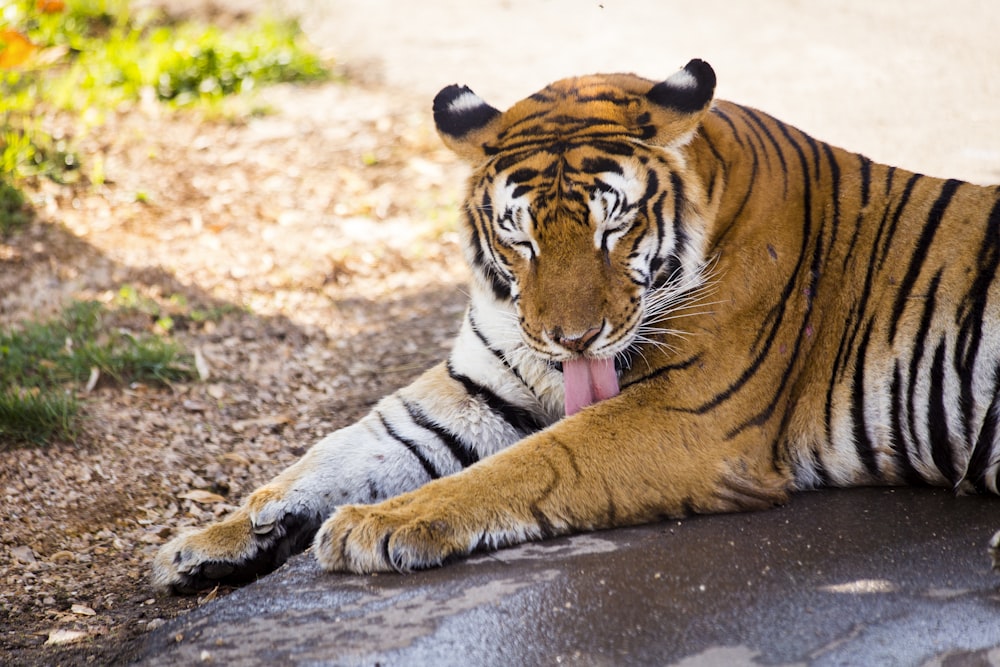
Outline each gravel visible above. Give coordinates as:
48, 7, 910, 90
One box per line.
1, 71, 469, 665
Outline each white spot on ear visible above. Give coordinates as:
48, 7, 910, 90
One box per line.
449, 91, 488, 113
666, 69, 698, 90
664, 68, 698, 91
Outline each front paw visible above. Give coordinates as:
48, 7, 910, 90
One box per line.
313, 498, 473, 574
152, 494, 321, 594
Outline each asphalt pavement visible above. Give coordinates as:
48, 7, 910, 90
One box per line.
132, 488, 1000, 666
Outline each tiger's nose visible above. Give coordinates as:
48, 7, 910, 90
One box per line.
547, 326, 602, 353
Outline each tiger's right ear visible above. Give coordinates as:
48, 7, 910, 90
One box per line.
642, 59, 717, 147
433, 85, 502, 162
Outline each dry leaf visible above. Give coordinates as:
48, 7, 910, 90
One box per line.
198, 586, 219, 605
45, 629, 88, 645
71, 604, 96, 616
231, 414, 291, 432
194, 347, 211, 381
221, 452, 251, 466
182, 399, 208, 412
178, 490, 226, 504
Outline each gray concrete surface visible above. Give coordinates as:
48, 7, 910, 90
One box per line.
136, 2, 1000, 665
135, 488, 999, 665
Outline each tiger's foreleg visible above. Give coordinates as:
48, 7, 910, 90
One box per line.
314, 394, 792, 574
153, 334, 543, 593
152, 413, 427, 593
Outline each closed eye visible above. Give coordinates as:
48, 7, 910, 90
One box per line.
496, 207, 537, 259
591, 185, 636, 253
593, 180, 622, 220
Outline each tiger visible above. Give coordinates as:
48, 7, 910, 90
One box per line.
153, 59, 1000, 593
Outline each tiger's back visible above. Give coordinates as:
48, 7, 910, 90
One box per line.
682, 100, 1000, 495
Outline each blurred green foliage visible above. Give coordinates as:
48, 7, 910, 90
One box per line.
0, 0, 329, 186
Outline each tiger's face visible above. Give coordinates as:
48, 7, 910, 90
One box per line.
479, 149, 667, 362
435, 61, 717, 410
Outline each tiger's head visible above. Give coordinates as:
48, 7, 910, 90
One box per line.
434, 60, 718, 414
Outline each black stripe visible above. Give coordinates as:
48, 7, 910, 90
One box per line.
810, 443, 832, 487
650, 189, 667, 273
905, 271, 943, 450
955, 196, 1000, 443
965, 374, 1000, 493
739, 107, 790, 197
928, 340, 958, 485
837, 166, 901, 385
530, 505, 556, 539
890, 364, 926, 485
670, 171, 690, 266
840, 154, 873, 273
698, 131, 728, 202
377, 412, 441, 480
820, 142, 842, 259
620, 353, 701, 390
736, 109, 774, 174
875, 172, 922, 272
826, 300, 859, 443
467, 194, 512, 301
496, 109, 553, 142
467, 308, 540, 402
724, 120, 819, 435
850, 320, 881, 479
580, 157, 623, 175
704, 108, 760, 249
446, 361, 547, 434
491, 135, 638, 158
888, 178, 962, 342
401, 399, 480, 469
709, 106, 745, 148
806, 130, 822, 179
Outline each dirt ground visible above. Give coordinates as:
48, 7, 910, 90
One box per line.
1, 44, 470, 667
3, 1, 1000, 665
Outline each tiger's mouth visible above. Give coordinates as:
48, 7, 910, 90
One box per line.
561, 357, 620, 416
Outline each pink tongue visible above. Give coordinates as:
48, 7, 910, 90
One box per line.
563, 358, 620, 416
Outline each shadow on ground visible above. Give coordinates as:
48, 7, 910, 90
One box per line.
0, 213, 466, 665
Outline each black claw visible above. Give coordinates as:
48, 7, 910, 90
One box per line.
380, 533, 405, 573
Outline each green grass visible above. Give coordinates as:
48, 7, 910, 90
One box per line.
0, 388, 77, 448
0, 3, 326, 444
0, 298, 197, 447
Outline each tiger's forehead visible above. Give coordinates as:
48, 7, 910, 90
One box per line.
490, 155, 645, 213
488, 74, 660, 151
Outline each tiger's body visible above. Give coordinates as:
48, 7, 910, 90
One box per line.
154, 60, 1000, 592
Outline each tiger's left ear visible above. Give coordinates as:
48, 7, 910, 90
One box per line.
643, 59, 717, 146
433, 85, 502, 162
